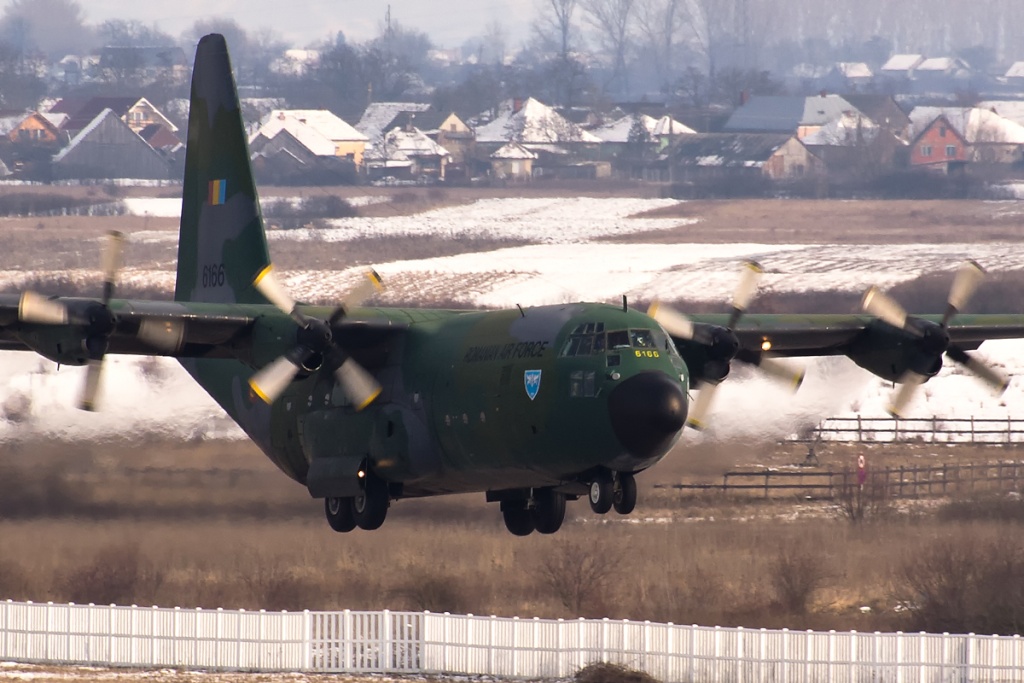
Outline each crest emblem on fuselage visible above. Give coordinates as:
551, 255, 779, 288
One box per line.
524, 370, 542, 400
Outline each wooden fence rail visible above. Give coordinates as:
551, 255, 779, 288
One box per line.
655, 462, 1024, 499
799, 416, 1024, 444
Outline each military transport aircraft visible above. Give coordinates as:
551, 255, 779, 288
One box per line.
1, 34, 1022, 536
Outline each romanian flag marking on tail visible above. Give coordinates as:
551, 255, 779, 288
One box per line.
208, 179, 226, 205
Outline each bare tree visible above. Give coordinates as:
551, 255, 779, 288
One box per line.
582, 0, 636, 96
533, 0, 581, 60
634, 0, 686, 94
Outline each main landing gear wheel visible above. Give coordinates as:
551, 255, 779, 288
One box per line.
502, 504, 536, 536
613, 473, 637, 515
589, 475, 614, 514
532, 488, 566, 534
325, 496, 356, 532
352, 474, 389, 530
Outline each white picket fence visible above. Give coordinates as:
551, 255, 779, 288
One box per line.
3, 600, 1024, 681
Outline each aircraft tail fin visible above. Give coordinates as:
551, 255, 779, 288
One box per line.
174, 33, 270, 305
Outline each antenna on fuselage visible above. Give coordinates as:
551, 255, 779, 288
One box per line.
517, 304, 525, 317
622, 295, 628, 312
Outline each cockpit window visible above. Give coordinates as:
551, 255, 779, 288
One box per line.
560, 322, 608, 357
630, 329, 654, 348
607, 330, 630, 349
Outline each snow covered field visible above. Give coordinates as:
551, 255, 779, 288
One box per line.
2, 195, 1024, 444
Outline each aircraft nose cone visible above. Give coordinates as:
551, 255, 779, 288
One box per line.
608, 371, 687, 460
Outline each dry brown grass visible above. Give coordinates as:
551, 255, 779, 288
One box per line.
2, 437, 1023, 634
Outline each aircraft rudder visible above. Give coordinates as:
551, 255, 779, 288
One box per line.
175, 33, 270, 305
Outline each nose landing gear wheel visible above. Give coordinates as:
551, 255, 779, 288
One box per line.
352, 474, 389, 530
589, 476, 614, 514
531, 488, 566, 534
613, 473, 637, 515
325, 496, 356, 532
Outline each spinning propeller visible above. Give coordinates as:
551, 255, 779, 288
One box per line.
248, 266, 383, 409
17, 230, 140, 410
861, 260, 1008, 417
648, 260, 805, 430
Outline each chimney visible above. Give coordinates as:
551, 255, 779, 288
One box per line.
738, 90, 749, 106
513, 98, 523, 113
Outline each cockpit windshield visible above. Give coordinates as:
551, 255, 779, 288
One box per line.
560, 324, 676, 357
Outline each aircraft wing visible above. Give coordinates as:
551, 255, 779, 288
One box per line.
687, 313, 1024, 357
0, 294, 258, 359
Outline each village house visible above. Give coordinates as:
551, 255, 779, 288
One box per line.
908, 114, 970, 173
254, 109, 368, 165
364, 126, 451, 181
7, 112, 66, 145
670, 133, 823, 183
909, 106, 1024, 164
879, 54, 925, 82
723, 94, 863, 140
49, 96, 178, 136
383, 110, 475, 175
52, 109, 170, 180
489, 142, 537, 181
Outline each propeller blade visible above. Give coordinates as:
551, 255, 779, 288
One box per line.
137, 318, 186, 353
79, 359, 104, 411
946, 345, 1010, 394
100, 230, 125, 303
888, 371, 926, 418
334, 357, 383, 411
944, 259, 986, 325
755, 356, 806, 391
728, 260, 763, 328
648, 300, 696, 340
19, 291, 68, 324
861, 286, 911, 332
685, 383, 718, 431
248, 355, 301, 404
253, 265, 299, 319
342, 269, 384, 311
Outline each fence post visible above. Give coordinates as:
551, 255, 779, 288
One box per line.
857, 415, 863, 443
764, 470, 770, 499
971, 416, 976, 444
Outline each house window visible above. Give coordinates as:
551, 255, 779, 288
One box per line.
450, 123, 457, 132
921, 145, 933, 157
946, 145, 956, 158
940, 126, 947, 137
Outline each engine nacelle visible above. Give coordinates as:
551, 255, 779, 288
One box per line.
673, 324, 739, 385
15, 325, 90, 366
847, 321, 943, 383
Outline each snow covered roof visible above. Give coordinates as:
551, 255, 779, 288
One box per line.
490, 142, 538, 159
591, 114, 695, 143
1006, 63, 1024, 79
42, 112, 68, 129
260, 110, 366, 143
802, 112, 882, 146
835, 62, 872, 79
0, 114, 24, 136
378, 127, 450, 158
909, 107, 1024, 144
356, 102, 431, 144
917, 57, 965, 72
671, 133, 793, 168
881, 54, 924, 72
475, 98, 602, 144
977, 100, 1024, 126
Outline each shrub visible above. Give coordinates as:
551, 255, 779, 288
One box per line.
769, 540, 830, 614
59, 543, 165, 606
540, 539, 621, 616
574, 662, 660, 683
897, 533, 1024, 635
